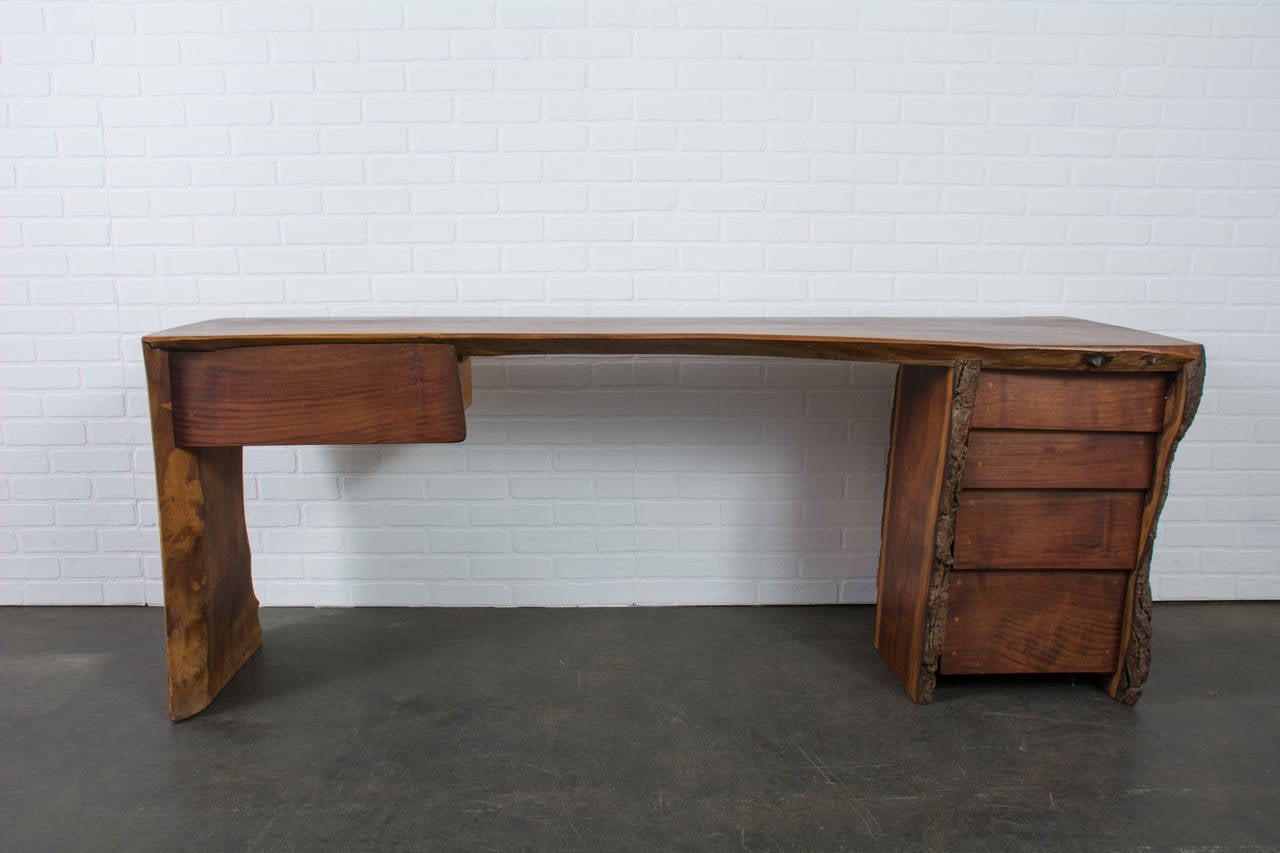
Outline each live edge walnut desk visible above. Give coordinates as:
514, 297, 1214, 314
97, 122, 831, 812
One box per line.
143, 317, 1204, 721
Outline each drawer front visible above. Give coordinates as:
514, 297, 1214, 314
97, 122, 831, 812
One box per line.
170, 343, 466, 446
955, 489, 1145, 571
941, 571, 1127, 674
973, 370, 1168, 432
964, 430, 1156, 490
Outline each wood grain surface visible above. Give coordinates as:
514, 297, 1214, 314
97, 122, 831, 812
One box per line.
169, 343, 466, 446
942, 571, 1127, 674
965, 430, 1157, 490
955, 489, 1145, 571
973, 370, 1168, 432
144, 316, 1203, 372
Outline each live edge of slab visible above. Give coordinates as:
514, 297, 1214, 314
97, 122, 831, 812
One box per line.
143, 316, 1202, 372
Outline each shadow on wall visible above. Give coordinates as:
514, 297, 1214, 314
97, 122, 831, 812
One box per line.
241, 355, 898, 607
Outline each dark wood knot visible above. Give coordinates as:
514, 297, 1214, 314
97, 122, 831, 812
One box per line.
1083, 352, 1112, 369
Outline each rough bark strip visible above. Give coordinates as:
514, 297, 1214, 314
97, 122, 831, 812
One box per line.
1107, 355, 1206, 704
916, 359, 981, 703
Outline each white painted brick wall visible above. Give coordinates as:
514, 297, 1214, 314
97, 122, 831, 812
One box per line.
1, 0, 1277, 607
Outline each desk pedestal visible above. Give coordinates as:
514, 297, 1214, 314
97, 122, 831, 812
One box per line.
876, 360, 1202, 705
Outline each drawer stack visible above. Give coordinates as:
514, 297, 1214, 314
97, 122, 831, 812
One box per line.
941, 370, 1170, 675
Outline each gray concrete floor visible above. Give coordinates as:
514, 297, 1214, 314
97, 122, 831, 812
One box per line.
1, 604, 1276, 852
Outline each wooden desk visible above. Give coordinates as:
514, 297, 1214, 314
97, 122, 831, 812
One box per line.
143, 317, 1204, 720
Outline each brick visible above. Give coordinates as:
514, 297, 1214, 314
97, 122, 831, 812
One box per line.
281, 219, 365, 245
274, 159, 362, 186
948, 67, 1030, 96
322, 127, 409, 154
98, 35, 180, 65
415, 246, 502, 272
181, 35, 269, 65
591, 0, 676, 27
317, 66, 405, 93
326, 187, 411, 214
679, 62, 764, 90
225, 5, 312, 31
430, 584, 511, 606
500, 0, 587, 27
275, 97, 362, 125
231, 128, 318, 155
103, 161, 187, 188
4, 35, 94, 64
858, 64, 946, 93
316, 3, 402, 30
270, 35, 358, 63
453, 32, 540, 60
222, 69, 316, 95
360, 33, 451, 61
407, 2, 495, 29
499, 62, 586, 90
412, 126, 497, 152
19, 161, 106, 190
11, 97, 100, 127
233, 188, 320, 215
328, 247, 411, 273
187, 98, 273, 126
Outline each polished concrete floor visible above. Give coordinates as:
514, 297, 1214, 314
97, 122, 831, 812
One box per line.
1, 603, 1276, 852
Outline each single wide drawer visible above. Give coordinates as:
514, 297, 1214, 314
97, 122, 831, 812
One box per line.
169, 343, 467, 446
941, 570, 1127, 675
965, 430, 1156, 490
973, 370, 1168, 432
955, 489, 1145, 571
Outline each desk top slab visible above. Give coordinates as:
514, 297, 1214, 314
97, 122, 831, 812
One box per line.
145, 316, 1202, 371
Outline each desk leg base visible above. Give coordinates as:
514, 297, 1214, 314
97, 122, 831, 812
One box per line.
167, 616, 261, 721
157, 444, 262, 722
875, 361, 980, 704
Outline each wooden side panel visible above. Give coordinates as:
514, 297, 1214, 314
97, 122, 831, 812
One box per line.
965, 430, 1156, 490
973, 371, 1167, 432
170, 343, 466, 447
955, 489, 1145, 571
942, 571, 1127, 674
1107, 361, 1205, 703
145, 344, 262, 721
876, 365, 955, 701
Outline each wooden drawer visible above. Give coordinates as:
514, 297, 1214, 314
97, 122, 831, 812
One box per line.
973, 370, 1168, 432
955, 489, 1145, 571
964, 430, 1155, 490
169, 343, 467, 446
941, 571, 1127, 674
